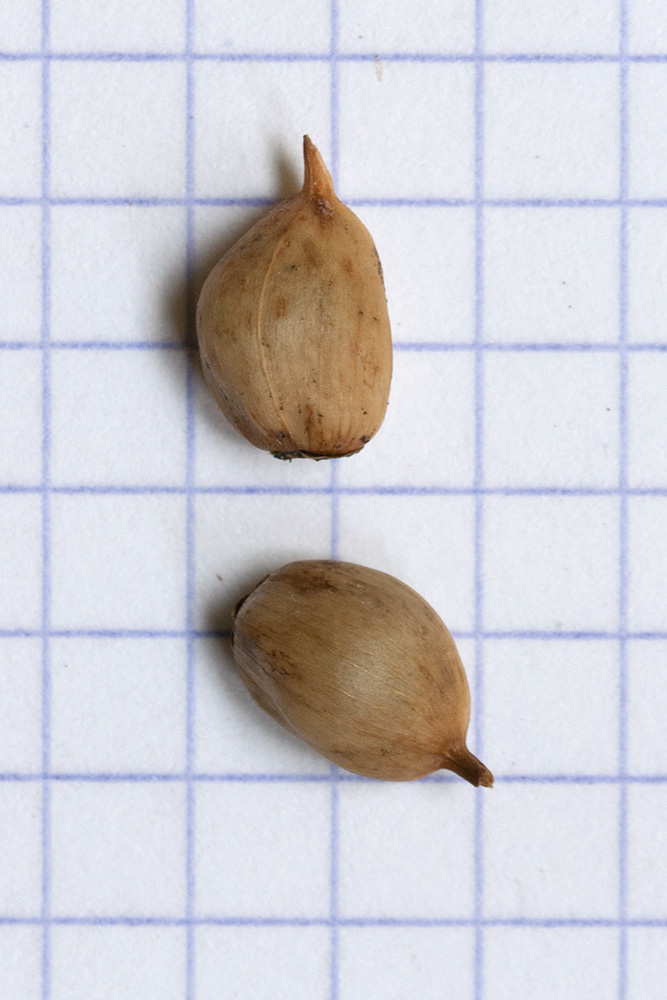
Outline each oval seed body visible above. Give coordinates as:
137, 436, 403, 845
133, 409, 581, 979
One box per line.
196, 137, 392, 459
232, 560, 493, 785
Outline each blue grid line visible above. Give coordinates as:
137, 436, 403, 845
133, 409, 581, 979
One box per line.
618, 1, 630, 996
7, 194, 667, 208
184, 0, 196, 995
0, 914, 660, 929
328, 3, 341, 996
3, 627, 667, 640
472, 0, 486, 996
9, 485, 667, 498
3, 49, 667, 64
5, 339, 667, 353
39, 3, 52, 999
2, 770, 667, 784
37, 14, 52, 1000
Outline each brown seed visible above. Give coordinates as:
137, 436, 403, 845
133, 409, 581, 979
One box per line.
196, 137, 392, 459
232, 560, 493, 786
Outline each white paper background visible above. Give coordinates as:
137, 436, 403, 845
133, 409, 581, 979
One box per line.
1, 1, 667, 998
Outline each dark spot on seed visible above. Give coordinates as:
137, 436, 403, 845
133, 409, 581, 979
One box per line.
302, 237, 321, 268
274, 296, 287, 319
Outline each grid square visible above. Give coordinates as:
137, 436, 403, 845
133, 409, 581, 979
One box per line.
51, 206, 187, 343
50, 63, 186, 198
0, 783, 42, 916
484, 352, 619, 488
484, 208, 619, 344
357, 205, 475, 344
336, 352, 476, 488
627, 928, 667, 1000
50, 0, 186, 52
484, 640, 619, 776
484, 496, 619, 632
339, 927, 474, 1000
484, 0, 619, 54
194, 637, 329, 775
484, 927, 619, 1000
339, 62, 474, 199
0, 638, 42, 772
195, 0, 330, 53
0, 0, 41, 51
51, 926, 186, 1000
0, 63, 41, 197
628, 786, 667, 918
195, 62, 331, 198
338, 781, 475, 918
627, 497, 667, 633
628, 209, 667, 344
627, 641, 667, 775
0, 206, 42, 342
50, 638, 186, 773
0, 494, 42, 631
51, 350, 187, 486
629, 66, 667, 199
629, 1, 667, 55
197, 926, 329, 1000
0, 926, 41, 1000
485, 65, 619, 199
628, 355, 667, 486
195, 783, 330, 917
338, 0, 475, 53
337, 495, 475, 632
0, 351, 42, 485
194, 494, 331, 631
51, 495, 187, 631
484, 784, 618, 918
50, 783, 185, 916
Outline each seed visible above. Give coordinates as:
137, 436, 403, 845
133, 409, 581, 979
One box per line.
196, 137, 392, 460
232, 560, 493, 786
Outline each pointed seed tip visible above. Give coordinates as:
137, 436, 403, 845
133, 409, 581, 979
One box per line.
478, 767, 494, 789
302, 135, 335, 198
445, 747, 494, 789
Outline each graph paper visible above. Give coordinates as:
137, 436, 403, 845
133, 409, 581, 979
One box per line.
1, 0, 667, 996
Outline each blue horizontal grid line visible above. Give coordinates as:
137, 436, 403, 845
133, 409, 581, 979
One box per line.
0, 192, 666, 213
1, 770, 667, 784
6, 196, 667, 208
4, 484, 667, 498
4, 49, 667, 64
5, 339, 667, 353
1, 914, 666, 928
3, 627, 667, 640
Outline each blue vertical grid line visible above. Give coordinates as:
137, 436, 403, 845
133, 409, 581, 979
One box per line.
40, 3, 52, 999
473, 3, 486, 1000
328, 3, 341, 998
618, 0, 630, 997
184, 0, 197, 997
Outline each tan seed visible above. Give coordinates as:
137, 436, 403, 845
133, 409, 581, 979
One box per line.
232, 559, 493, 786
196, 137, 392, 459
